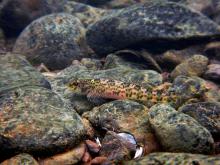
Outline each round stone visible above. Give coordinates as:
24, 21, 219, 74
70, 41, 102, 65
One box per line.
13, 13, 88, 70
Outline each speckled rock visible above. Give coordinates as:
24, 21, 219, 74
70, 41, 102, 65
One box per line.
204, 64, 220, 82
149, 104, 214, 154
0, 153, 38, 165
0, 53, 51, 94
51, 64, 162, 113
64, 1, 110, 28
13, 13, 88, 70
171, 76, 208, 104
39, 143, 86, 165
83, 100, 160, 154
179, 102, 220, 137
0, 86, 85, 158
123, 152, 220, 165
86, 1, 220, 55
171, 55, 209, 79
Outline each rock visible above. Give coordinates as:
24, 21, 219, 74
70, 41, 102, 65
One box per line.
80, 58, 103, 70
0, 0, 64, 37
149, 104, 214, 154
63, 1, 110, 28
83, 100, 160, 154
123, 152, 220, 165
86, 1, 220, 55
0, 153, 38, 165
178, 102, 220, 138
0, 86, 85, 158
13, 13, 89, 70
100, 131, 136, 162
0, 53, 51, 94
170, 55, 209, 79
171, 76, 208, 103
204, 64, 220, 82
39, 143, 86, 165
103, 51, 149, 70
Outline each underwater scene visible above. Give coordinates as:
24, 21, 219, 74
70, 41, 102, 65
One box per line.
0, 0, 220, 164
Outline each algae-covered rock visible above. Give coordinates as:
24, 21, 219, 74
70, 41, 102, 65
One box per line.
13, 13, 88, 70
0, 153, 38, 165
179, 102, 220, 137
171, 55, 209, 79
0, 53, 51, 94
149, 104, 214, 154
0, 86, 85, 157
83, 100, 160, 154
171, 76, 208, 103
86, 1, 220, 55
64, 1, 110, 28
123, 152, 220, 165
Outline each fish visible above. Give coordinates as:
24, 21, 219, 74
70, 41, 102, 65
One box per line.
67, 78, 179, 107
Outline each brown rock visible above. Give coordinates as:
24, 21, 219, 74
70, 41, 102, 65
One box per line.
39, 143, 86, 165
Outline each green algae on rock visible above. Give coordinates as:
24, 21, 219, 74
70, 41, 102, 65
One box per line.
83, 100, 160, 154
64, 1, 110, 28
179, 102, 220, 137
13, 13, 89, 70
149, 104, 214, 154
0, 86, 85, 158
171, 55, 209, 79
0, 153, 39, 165
86, 0, 220, 55
0, 53, 51, 94
122, 152, 220, 165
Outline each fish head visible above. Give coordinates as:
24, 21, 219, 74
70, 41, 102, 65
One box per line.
67, 79, 82, 93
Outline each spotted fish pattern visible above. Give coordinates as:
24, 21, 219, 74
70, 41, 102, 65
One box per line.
67, 78, 185, 107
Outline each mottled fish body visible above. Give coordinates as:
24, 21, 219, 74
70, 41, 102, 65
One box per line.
67, 78, 178, 107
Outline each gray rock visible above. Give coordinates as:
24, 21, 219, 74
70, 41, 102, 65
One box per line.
123, 152, 220, 165
149, 104, 214, 154
0, 53, 51, 94
0, 86, 85, 157
13, 13, 89, 70
179, 102, 220, 137
86, 0, 220, 55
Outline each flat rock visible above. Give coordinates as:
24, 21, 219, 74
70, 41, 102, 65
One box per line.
0, 86, 85, 158
13, 13, 88, 70
123, 152, 220, 165
179, 102, 220, 137
149, 104, 214, 154
86, 0, 220, 55
0, 53, 51, 94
